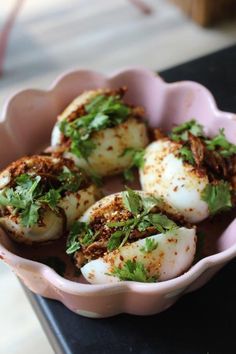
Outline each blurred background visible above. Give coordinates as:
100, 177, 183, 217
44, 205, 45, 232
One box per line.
0, 1, 236, 353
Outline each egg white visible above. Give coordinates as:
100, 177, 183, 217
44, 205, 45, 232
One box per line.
51, 89, 149, 176
77, 192, 196, 283
140, 139, 209, 223
59, 184, 102, 229
81, 227, 196, 284
0, 207, 64, 244
0, 155, 101, 244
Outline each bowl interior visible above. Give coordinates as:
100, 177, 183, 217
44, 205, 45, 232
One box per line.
0, 69, 236, 282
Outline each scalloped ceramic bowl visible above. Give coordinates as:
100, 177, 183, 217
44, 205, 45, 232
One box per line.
1, 68, 236, 318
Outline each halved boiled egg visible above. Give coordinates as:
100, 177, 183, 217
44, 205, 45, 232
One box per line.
140, 120, 236, 223
69, 190, 196, 284
51, 88, 149, 176
0, 155, 101, 244
140, 139, 209, 223
81, 227, 196, 284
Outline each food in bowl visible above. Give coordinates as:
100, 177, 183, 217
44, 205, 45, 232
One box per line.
140, 120, 236, 223
51, 87, 149, 177
66, 189, 196, 284
0, 67, 236, 317
0, 155, 101, 244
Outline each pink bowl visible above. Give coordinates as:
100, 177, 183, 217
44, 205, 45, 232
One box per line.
0, 68, 236, 318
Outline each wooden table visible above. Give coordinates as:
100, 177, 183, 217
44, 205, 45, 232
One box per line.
25, 45, 236, 354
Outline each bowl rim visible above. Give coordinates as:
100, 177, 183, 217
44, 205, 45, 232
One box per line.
0, 66, 236, 296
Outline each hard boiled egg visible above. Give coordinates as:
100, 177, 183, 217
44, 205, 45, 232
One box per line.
51, 88, 149, 176
0, 155, 101, 244
140, 139, 209, 223
81, 227, 196, 284
72, 190, 196, 284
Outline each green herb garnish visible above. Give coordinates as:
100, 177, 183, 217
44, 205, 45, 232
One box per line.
140, 237, 158, 253
145, 213, 178, 233
81, 229, 99, 246
201, 181, 232, 215
179, 146, 195, 164
121, 148, 145, 181
122, 187, 143, 215
0, 166, 84, 228
205, 128, 236, 157
107, 230, 125, 251
39, 189, 61, 209
170, 119, 204, 142
0, 174, 50, 227
59, 94, 131, 160
171, 121, 236, 160
20, 204, 41, 228
66, 221, 97, 254
110, 259, 157, 282
107, 189, 178, 251
58, 166, 82, 192
66, 221, 84, 254
123, 169, 135, 182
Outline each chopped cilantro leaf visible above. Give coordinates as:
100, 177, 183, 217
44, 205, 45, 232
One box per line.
123, 168, 134, 182
107, 219, 135, 228
140, 237, 158, 253
179, 146, 195, 164
21, 203, 40, 228
39, 189, 61, 209
107, 230, 124, 251
121, 147, 145, 168
141, 195, 160, 214
81, 228, 98, 246
119, 229, 132, 248
122, 187, 143, 215
137, 218, 152, 232
16, 173, 39, 189
170, 119, 204, 142
85, 94, 131, 122
66, 221, 84, 254
201, 181, 232, 215
171, 122, 236, 159
132, 149, 145, 168
121, 147, 145, 181
88, 113, 109, 130
66, 221, 98, 255
110, 260, 157, 282
0, 188, 26, 209
58, 166, 82, 192
16, 174, 42, 201
0, 192, 9, 207
0, 174, 42, 227
106, 189, 178, 251
59, 93, 131, 160
205, 128, 236, 157
145, 213, 177, 233
0, 165, 84, 228
85, 94, 107, 112
70, 137, 96, 160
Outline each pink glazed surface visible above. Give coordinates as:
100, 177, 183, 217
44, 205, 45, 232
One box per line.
0, 68, 236, 318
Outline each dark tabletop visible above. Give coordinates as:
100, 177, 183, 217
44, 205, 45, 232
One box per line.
25, 44, 236, 354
